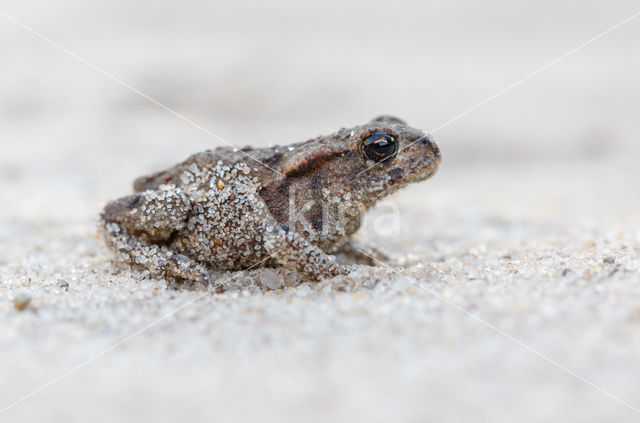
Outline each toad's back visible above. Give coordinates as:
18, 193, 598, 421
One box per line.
168, 159, 276, 270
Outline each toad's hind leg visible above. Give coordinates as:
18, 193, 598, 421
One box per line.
100, 187, 192, 242
102, 222, 212, 286
100, 187, 211, 285
263, 225, 344, 281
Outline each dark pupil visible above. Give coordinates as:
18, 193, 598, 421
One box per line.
363, 132, 397, 162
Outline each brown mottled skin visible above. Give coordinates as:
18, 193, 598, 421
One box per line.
100, 116, 441, 284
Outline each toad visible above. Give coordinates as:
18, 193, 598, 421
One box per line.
100, 116, 441, 284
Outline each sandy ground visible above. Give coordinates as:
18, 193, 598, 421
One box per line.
2, 1, 640, 422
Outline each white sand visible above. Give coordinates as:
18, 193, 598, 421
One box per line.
2, 159, 640, 422
2, 1, 640, 421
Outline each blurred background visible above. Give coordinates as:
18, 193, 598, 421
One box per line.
1, 0, 639, 221
2, 1, 640, 422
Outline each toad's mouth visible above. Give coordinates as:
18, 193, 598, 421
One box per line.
407, 165, 439, 184
403, 152, 441, 184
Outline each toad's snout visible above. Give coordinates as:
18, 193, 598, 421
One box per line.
417, 134, 441, 165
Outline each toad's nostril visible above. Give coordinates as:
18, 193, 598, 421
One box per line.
417, 135, 432, 147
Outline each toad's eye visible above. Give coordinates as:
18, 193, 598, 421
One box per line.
361, 132, 398, 163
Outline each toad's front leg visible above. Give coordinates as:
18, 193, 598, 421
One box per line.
263, 225, 344, 281
100, 187, 211, 285
332, 241, 390, 266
